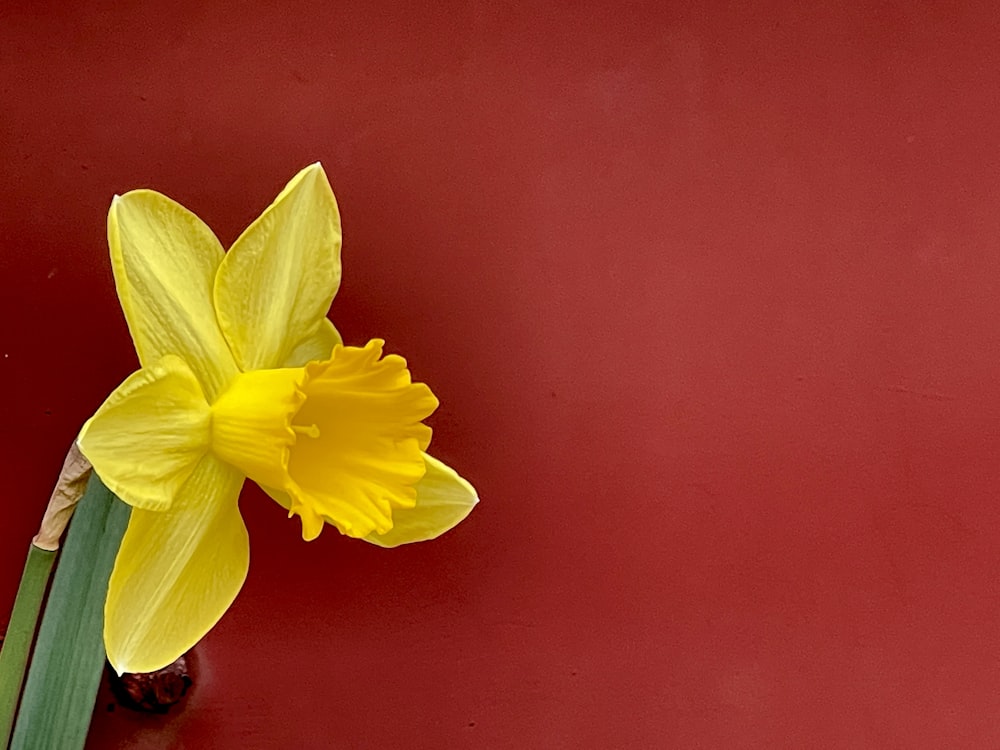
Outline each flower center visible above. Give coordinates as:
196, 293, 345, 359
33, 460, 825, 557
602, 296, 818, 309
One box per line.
209, 339, 438, 540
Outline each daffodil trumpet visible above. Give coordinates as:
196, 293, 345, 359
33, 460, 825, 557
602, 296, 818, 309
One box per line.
74, 163, 478, 675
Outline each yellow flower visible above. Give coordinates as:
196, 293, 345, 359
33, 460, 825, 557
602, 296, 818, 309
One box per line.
76, 164, 478, 674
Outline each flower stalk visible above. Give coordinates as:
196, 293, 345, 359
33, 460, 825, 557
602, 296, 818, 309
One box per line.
0, 545, 57, 748
9, 474, 130, 750
0, 443, 92, 748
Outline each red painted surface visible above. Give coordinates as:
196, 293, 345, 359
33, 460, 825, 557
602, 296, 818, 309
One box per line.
3, 2, 1000, 747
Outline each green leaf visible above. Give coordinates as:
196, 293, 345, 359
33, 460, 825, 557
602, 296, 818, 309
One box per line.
9, 474, 130, 750
0, 544, 57, 748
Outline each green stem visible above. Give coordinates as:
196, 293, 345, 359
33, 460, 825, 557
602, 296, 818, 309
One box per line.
9, 474, 130, 750
0, 545, 58, 748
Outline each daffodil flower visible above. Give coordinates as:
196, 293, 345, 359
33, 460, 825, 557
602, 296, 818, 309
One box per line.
76, 164, 478, 674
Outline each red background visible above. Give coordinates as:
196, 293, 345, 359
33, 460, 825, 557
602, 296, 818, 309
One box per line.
3, 2, 1000, 748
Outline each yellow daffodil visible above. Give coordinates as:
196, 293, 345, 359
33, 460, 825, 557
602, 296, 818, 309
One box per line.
76, 164, 478, 674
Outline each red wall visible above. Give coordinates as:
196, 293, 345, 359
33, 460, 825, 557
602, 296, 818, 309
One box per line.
3, 2, 1000, 747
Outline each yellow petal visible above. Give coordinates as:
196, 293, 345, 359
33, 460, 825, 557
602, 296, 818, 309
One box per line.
108, 190, 239, 401
77, 356, 211, 512
282, 317, 343, 367
364, 454, 479, 548
104, 454, 247, 674
214, 163, 342, 372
